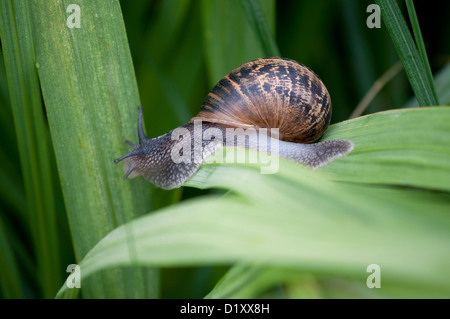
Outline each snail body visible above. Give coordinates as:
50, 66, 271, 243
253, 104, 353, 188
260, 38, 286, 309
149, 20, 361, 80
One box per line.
115, 58, 354, 190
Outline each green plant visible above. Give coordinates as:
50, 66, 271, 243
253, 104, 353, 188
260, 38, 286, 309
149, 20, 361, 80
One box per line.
1, 0, 449, 299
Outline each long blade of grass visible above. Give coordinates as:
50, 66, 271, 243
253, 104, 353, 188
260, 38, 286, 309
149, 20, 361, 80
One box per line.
239, 0, 280, 57
405, 0, 439, 104
0, 0, 63, 297
375, 0, 438, 106
29, 0, 157, 298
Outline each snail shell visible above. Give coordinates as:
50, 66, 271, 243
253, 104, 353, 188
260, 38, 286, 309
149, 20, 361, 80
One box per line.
195, 58, 331, 143
114, 58, 353, 190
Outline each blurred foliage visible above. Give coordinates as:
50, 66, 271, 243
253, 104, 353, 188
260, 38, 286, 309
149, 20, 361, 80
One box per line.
0, 0, 449, 298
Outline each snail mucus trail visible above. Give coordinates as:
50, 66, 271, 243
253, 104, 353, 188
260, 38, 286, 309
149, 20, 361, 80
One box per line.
114, 57, 354, 190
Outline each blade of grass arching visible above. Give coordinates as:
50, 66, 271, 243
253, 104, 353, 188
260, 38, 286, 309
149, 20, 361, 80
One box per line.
0, 0, 63, 297
322, 107, 450, 192
375, 0, 438, 106
55, 158, 450, 298
405, 0, 439, 105
29, 0, 156, 298
200, 0, 274, 86
239, 0, 280, 57
0, 213, 24, 298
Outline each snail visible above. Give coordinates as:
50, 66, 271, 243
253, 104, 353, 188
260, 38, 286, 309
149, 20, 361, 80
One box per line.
114, 57, 354, 190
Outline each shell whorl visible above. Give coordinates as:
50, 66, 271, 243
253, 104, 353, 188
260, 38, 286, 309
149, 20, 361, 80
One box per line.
195, 57, 331, 143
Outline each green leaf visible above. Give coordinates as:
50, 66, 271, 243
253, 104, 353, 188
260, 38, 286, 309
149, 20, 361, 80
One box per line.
322, 107, 450, 192
55, 163, 450, 298
55, 108, 450, 298
0, 0, 62, 297
28, 0, 157, 298
376, 0, 438, 106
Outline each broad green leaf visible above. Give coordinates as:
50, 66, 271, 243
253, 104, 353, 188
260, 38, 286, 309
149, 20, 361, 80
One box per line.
29, 0, 156, 298
56, 158, 450, 298
0, 0, 62, 297
322, 107, 450, 192
55, 106, 450, 298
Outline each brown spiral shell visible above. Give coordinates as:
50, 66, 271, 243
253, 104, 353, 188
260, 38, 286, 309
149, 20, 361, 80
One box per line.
193, 57, 332, 144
